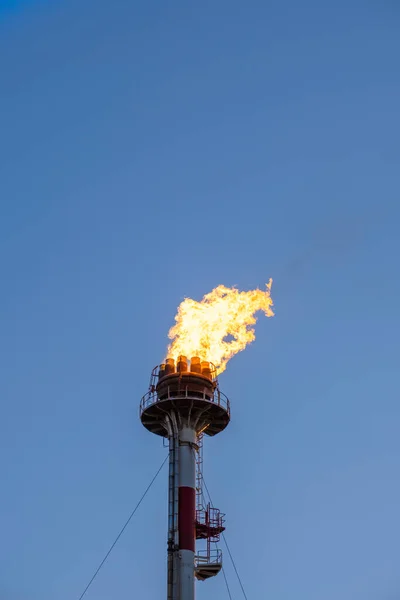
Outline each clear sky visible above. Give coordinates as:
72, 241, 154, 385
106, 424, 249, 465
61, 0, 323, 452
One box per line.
1, 1, 399, 599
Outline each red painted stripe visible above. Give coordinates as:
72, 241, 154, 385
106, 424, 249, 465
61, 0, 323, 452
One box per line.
179, 486, 195, 551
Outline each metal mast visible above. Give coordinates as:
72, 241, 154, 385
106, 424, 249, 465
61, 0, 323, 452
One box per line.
140, 356, 230, 600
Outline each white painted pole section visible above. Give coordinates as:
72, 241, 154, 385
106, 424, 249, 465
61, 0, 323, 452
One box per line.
178, 427, 196, 600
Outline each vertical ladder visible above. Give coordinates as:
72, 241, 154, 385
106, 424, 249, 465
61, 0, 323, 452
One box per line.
196, 433, 204, 512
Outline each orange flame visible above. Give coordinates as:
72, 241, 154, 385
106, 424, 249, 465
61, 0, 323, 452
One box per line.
167, 280, 274, 374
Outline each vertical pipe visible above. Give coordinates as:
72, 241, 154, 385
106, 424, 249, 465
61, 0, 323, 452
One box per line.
178, 427, 196, 600
166, 416, 179, 600
173, 434, 179, 599
171, 416, 180, 600
167, 434, 175, 600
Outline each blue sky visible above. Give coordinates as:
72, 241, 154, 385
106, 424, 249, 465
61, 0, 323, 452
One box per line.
0, 1, 399, 599
0, 0, 36, 14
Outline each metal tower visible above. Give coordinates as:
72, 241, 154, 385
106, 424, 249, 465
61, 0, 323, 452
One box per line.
140, 355, 230, 600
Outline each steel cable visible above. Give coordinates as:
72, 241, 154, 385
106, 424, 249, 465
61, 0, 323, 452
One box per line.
77, 454, 168, 600
202, 477, 249, 600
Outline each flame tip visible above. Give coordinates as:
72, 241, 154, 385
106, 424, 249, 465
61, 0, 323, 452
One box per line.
166, 280, 274, 373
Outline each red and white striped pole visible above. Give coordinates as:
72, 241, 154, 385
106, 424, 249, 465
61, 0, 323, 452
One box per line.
178, 426, 196, 600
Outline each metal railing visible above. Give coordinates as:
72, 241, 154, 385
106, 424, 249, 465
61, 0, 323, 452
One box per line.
140, 366, 230, 417
196, 507, 225, 528
140, 387, 230, 415
195, 549, 222, 566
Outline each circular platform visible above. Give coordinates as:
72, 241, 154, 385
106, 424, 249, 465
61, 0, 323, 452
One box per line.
140, 372, 230, 437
